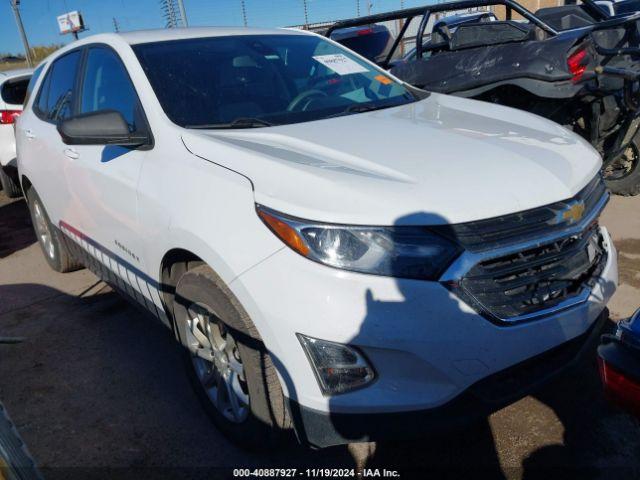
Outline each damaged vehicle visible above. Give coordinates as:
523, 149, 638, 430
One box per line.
327, 0, 640, 195
599, 308, 640, 417
16, 27, 617, 448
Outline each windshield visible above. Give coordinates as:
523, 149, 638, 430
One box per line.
133, 34, 418, 129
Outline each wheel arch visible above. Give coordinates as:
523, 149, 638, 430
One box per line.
20, 174, 32, 195
158, 245, 269, 345
159, 247, 204, 336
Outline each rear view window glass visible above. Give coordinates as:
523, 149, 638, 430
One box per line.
1, 77, 30, 105
332, 27, 393, 63
36, 50, 81, 122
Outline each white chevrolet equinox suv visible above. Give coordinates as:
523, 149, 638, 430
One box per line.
16, 28, 618, 448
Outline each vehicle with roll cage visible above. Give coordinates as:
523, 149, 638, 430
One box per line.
16, 26, 617, 448
326, 0, 640, 196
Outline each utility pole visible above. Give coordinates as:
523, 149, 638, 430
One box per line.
356, 0, 360, 16
302, 0, 309, 27
9, 0, 33, 67
177, 0, 188, 27
160, 0, 179, 28
113, 17, 120, 33
240, 0, 248, 27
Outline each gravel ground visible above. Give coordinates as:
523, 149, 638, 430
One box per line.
0, 190, 639, 480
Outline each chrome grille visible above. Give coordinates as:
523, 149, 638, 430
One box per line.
444, 175, 610, 323
457, 225, 607, 321
434, 176, 607, 252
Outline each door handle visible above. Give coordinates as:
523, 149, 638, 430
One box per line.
63, 148, 79, 160
24, 129, 36, 140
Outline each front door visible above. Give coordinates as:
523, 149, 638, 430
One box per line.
62, 45, 156, 311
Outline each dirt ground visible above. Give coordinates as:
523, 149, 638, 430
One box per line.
0, 190, 639, 480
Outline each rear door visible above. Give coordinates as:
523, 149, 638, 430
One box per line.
19, 50, 83, 226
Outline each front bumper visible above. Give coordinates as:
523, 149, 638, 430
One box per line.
230, 226, 618, 445
293, 310, 608, 448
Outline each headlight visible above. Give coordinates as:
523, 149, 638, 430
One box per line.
257, 205, 461, 280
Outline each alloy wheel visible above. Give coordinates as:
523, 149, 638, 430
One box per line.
32, 199, 55, 260
185, 303, 250, 423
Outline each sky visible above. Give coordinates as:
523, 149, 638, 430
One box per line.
1, 0, 430, 55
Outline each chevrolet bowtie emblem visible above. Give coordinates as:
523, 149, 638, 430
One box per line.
555, 201, 586, 225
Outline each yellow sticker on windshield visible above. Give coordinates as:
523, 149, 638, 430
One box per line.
375, 75, 393, 85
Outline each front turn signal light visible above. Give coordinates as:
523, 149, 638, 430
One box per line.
257, 208, 310, 256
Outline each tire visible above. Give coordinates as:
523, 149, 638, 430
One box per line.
173, 264, 292, 449
604, 135, 640, 196
0, 167, 22, 198
25, 188, 83, 273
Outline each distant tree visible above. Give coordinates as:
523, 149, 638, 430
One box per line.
0, 44, 64, 71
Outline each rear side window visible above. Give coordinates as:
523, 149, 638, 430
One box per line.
80, 47, 139, 130
35, 50, 81, 122
1, 77, 30, 106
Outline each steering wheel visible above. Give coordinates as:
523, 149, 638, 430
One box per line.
287, 89, 328, 112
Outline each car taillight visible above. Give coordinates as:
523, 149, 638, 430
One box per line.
598, 357, 640, 417
0, 110, 22, 125
567, 48, 589, 83
357, 28, 374, 36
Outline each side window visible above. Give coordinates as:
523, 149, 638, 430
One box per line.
80, 47, 139, 131
24, 64, 44, 107
35, 51, 81, 122
35, 69, 51, 115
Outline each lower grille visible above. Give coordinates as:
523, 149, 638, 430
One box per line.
457, 224, 607, 321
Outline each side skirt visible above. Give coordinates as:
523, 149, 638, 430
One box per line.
57, 221, 171, 329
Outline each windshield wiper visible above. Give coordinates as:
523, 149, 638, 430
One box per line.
186, 117, 275, 129
326, 102, 401, 119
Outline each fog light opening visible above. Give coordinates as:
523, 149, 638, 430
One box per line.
297, 334, 375, 396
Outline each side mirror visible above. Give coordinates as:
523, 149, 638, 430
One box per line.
57, 110, 150, 147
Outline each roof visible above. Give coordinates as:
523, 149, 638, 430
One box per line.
116, 26, 309, 45
0, 68, 33, 79
35, 27, 314, 66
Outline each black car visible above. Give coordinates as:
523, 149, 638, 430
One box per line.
329, 23, 394, 64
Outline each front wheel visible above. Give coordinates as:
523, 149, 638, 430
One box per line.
604, 134, 640, 196
173, 265, 292, 449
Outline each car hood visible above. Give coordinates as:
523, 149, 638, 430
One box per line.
181, 92, 601, 226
